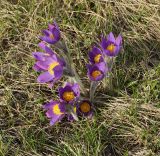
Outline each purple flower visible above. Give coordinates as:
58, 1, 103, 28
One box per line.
59, 83, 80, 103
101, 32, 122, 57
78, 100, 93, 118
32, 43, 65, 85
43, 100, 66, 125
32, 42, 55, 69
87, 62, 108, 81
89, 46, 104, 64
40, 21, 60, 44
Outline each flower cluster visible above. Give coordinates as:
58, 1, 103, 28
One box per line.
43, 83, 78, 125
87, 32, 122, 82
32, 20, 122, 126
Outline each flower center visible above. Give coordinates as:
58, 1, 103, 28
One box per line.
49, 34, 54, 39
52, 104, 63, 115
80, 102, 91, 113
106, 44, 115, 52
62, 91, 75, 102
94, 54, 101, 63
48, 62, 59, 75
91, 70, 101, 79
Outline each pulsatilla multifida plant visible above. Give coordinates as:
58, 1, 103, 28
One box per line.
32, 20, 122, 126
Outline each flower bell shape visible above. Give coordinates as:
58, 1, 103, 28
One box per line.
36, 55, 64, 83
40, 21, 60, 44
33, 42, 65, 87
32, 42, 65, 84
89, 46, 104, 64
87, 62, 108, 81
101, 32, 122, 57
43, 100, 66, 125
78, 100, 93, 118
59, 83, 80, 103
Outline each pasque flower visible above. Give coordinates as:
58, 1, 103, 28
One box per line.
43, 100, 66, 125
40, 21, 60, 44
59, 83, 80, 103
78, 100, 93, 118
89, 46, 104, 64
32, 42, 65, 85
87, 62, 108, 81
43, 100, 79, 125
101, 32, 122, 57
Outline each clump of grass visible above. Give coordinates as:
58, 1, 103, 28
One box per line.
0, 0, 160, 155
98, 96, 160, 155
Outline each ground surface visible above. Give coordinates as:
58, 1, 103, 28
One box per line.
0, 0, 160, 156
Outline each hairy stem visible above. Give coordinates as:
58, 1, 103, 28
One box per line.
90, 81, 99, 102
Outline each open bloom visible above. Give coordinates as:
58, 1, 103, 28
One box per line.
32, 43, 65, 85
40, 21, 60, 44
101, 32, 122, 57
89, 46, 104, 64
43, 100, 78, 125
59, 83, 80, 103
78, 100, 93, 118
43, 100, 66, 125
87, 62, 108, 81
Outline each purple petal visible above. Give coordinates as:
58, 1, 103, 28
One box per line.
49, 21, 60, 31
50, 114, 64, 126
36, 61, 49, 70
52, 29, 60, 41
32, 52, 48, 61
54, 65, 63, 79
114, 45, 121, 56
46, 109, 54, 118
42, 30, 50, 36
107, 32, 115, 43
115, 35, 122, 46
97, 62, 107, 72
36, 57, 55, 70
58, 57, 66, 66
43, 100, 55, 110
33, 63, 44, 71
38, 42, 55, 55
37, 71, 54, 83
39, 36, 56, 44
72, 83, 80, 97
101, 37, 108, 50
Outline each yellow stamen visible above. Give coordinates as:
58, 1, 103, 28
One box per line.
91, 70, 101, 79
94, 54, 101, 63
73, 106, 77, 113
62, 91, 75, 102
80, 102, 91, 113
48, 62, 59, 75
53, 104, 63, 115
49, 34, 54, 39
106, 44, 115, 52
